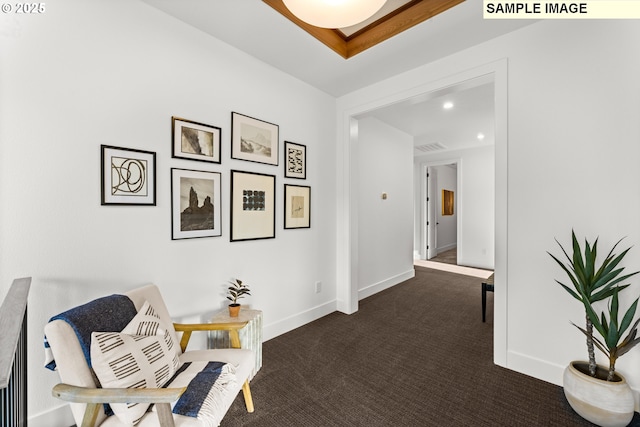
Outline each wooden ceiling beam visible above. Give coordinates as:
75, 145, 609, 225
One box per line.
263, 0, 466, 59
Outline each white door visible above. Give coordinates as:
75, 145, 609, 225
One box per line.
427, 167, 437, 259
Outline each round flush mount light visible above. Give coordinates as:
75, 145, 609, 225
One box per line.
477, 132, 485, 140
282, 0, 387, 29
443, 101, 454, 110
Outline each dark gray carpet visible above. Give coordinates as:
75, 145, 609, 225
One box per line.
221, 267, 639, 426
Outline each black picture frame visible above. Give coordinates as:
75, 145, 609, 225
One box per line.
231, 112, 279, 166
172, 117, 222, 164
284, 184, 311, 229
171, 168, 222, 240
284, 141, 306, 179
101, 145, 156, 206
230, 170, 276, 241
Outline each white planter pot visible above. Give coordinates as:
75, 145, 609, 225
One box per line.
563, 361, 634, 427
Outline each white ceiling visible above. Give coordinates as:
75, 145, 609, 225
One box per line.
141, 0, 536, 152
362, 76, 495, 153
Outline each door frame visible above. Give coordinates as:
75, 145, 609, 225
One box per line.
421, 160, 461, 261
336, 58, 508, 367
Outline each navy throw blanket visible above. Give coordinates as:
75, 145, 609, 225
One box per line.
44, 294, 137, 371
172, 362, 227, 418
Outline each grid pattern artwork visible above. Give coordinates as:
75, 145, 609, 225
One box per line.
243, 190, 266, 211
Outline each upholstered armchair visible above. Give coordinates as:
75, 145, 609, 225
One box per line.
44, 284, 254, 427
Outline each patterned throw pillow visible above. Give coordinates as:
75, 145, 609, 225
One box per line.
90, 301, 181, 425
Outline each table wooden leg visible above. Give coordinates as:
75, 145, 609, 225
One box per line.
482, 283, 487, 322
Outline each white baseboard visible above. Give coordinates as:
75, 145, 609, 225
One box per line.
436, 243, 457, 252
29, 403, 75, 427
358, 269, 415, 300
507, 349, 565, 387
263, 300, 336, 342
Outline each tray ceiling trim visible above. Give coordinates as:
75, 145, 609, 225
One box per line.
263, 0, 466, 59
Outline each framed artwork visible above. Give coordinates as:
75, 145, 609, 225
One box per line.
284, 184, 311, 229
284, 141, 306, 179
230, 170, 276, 241
442, 189, 454, 216
172, 117, 221, 164
171, 168, 222, 240
101, 145, 156, 206
231, 112, 279, 165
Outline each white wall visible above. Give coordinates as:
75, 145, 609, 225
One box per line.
433, 164, 457, 253
0, 0, 337, 423
5, 4, 640, 422
338, 19, 640, 405
357, 117, 415, 299
495, 21, 640, 395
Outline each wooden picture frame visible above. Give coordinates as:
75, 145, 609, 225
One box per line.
231, 112, 279, 165
230, 170, 276, 241
284, 184, 310, 229
284, 141, 306, 179
172, 117, 222, 164
171, 168, 222, 240
101, 145, 156, 206
442, 189, 454, 216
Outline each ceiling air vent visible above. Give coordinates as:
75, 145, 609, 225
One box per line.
415, 142, 446, 152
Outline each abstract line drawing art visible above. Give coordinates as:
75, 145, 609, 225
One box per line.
111, 157, 147, 196
101, 145, 156, 206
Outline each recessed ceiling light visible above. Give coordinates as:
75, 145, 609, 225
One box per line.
477, 133, 485, 140
443, 102, 454, 110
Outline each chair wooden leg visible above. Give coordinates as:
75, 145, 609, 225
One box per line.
80, 403, 100, 427
242, 380, 254, 413
156, 402, 176, 427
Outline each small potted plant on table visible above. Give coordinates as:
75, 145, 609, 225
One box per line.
227, 278, 251, 317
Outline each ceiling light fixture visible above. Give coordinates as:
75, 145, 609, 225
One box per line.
477, 133, 485, 140
282, 0, 387, 29
443, 101, 454, 110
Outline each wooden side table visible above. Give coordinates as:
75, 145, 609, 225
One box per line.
207, 309, 263, 380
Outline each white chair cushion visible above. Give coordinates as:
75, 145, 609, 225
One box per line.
91, 301, 181, 425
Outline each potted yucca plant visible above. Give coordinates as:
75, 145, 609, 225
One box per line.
226, 278, 251, 317
549, 230, 640, 427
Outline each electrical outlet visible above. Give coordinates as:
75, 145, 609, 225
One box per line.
315, 281, 322, 294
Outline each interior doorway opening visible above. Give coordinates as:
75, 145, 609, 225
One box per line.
338, 59, 508, 367
422, 161, 461, 263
